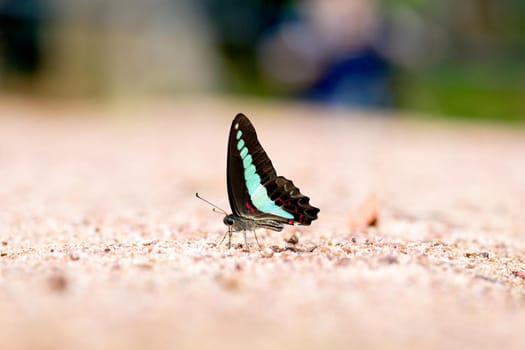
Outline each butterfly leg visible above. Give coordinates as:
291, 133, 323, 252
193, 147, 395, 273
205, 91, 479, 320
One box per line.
242, 230, 250, 249
253, 230, 263, 250
217, 227, 232, 249
227, 227, 233, 249
217, 231, 227, 248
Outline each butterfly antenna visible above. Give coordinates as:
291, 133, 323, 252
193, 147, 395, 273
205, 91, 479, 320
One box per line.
195, 193, 228, 215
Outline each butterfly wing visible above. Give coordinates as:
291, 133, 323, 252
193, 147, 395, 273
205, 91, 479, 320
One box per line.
264, 175, 319, 225
226, 113, 319, 226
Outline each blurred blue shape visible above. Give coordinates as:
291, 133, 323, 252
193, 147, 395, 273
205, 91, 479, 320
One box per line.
305, 48, 391, 108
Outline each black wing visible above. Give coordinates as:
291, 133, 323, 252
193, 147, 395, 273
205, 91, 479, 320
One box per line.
226, 113, 319, 225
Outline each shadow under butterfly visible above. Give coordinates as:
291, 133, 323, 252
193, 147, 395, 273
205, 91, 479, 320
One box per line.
197, 113, 319, 249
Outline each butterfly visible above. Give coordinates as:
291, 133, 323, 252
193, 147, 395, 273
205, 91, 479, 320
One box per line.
198, 113, 319, 249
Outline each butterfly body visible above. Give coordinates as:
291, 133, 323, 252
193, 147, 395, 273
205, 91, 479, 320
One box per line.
222, 113, 319, 248
223, 214, 284, 232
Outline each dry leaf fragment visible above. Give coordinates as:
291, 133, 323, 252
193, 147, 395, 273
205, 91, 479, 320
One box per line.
348, 194, 379, 231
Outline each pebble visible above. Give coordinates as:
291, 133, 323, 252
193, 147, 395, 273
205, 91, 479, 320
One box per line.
260, 248, 274, 258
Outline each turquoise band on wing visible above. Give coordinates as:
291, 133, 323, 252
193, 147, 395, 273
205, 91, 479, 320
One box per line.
242, 154, 252, 168
240, 147, 248, 159
235, 131, 293, 219
237, 139, 245, 151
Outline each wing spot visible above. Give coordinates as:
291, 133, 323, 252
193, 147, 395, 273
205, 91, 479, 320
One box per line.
242, 153, 252, 168
245, 202, 255, 213
237, 139, 245, 151
240, 147, 249, 159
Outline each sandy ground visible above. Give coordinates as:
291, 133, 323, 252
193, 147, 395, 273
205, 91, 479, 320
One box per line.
0, 97, 524, 350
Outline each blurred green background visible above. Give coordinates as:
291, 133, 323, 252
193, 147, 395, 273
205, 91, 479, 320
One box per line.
1, 0, 524, 121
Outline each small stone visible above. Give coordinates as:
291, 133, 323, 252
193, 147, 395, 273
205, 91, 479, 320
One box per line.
217, 274, 240, 291
48, 274, 68, 292
335, 257, 352, 266
1, 241, 7, 246
342, 246, 352, 254
285, 244, 298, 252
261, 248, 274, 258
318, 246, 332, 254
379, 255, 399, 265
69, 253, 80, 261
351, 237, 357, 243
481, 252, 490, 259
475, 274, 501, 284
511, 270, 525, 280
270, 245, 284, 253
286, 234, 299, 245
134, 261, 154, 270
304, 244, 318, 253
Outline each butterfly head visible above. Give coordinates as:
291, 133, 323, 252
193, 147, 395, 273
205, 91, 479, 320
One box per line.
223, 214, 235, 227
